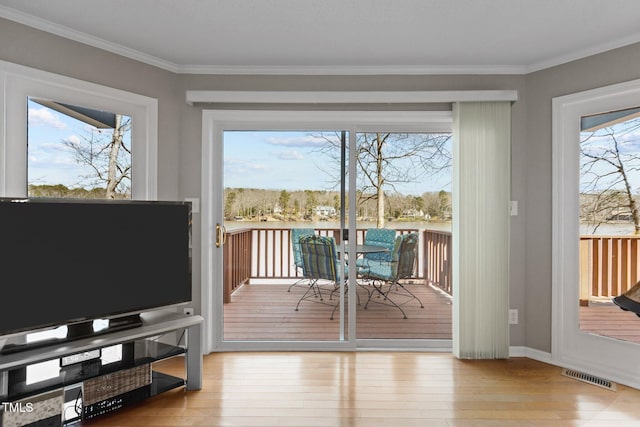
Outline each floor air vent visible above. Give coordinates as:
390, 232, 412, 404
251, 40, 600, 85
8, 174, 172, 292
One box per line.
561, 368, 617, 391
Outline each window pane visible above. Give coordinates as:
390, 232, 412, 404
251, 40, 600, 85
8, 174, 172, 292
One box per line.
27, 97, 132, 199
222, 130, 346, 342
353, 132, 453, 340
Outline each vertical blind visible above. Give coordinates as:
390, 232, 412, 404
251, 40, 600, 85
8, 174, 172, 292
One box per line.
453, 102, 511, 359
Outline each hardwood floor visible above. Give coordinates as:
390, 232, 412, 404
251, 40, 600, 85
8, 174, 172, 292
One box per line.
84, 352, 640, 426
80, 284, 640, 425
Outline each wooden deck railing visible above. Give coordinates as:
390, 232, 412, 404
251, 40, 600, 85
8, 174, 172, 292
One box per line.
223, 227, 453, 301
579, 235, 640, 303
223, 229, 252, 303
227, 231, 638, 304
423, 229, 453, 295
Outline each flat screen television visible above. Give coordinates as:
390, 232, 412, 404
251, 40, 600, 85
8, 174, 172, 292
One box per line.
0, 198, 192, 352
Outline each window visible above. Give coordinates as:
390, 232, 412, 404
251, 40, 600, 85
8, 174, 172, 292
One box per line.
553, 78, 640, 388
0, 60, 157, 200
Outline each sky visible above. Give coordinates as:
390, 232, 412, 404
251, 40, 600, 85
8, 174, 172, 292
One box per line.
27, 102, 451, 196
223, 130, 339, 192
223, 130, 452, 196
28, 99, 83, 187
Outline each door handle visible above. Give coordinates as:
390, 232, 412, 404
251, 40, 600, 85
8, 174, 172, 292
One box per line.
215, 223, 227, 247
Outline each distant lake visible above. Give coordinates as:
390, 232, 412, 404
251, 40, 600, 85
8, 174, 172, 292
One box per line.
228, 220, 634, 236
580, 222, 638, 236
225, 219, 452, 232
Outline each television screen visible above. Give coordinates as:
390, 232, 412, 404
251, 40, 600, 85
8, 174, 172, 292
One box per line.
0, 198, 192, 339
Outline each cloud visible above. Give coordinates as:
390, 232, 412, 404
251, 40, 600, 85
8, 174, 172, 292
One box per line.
265, 134, 331, 148
28, 107, 67, 129
28, 142, 77, 168
224, 157, 268, 173
273, 150, 304, 160
64, 135, 81, 147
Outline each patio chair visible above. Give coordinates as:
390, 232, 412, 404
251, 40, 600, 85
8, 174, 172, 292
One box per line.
287, 228, 315, 292
358, 232, 424, 319
355, 228, 396, 268
296, 234, 346, 319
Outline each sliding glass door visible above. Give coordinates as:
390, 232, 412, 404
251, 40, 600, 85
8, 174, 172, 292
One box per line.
201, 110, 453, 351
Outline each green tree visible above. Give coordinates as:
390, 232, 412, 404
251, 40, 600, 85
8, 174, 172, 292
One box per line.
437, 190, 450, 219
305, 190, 317, 216
279, 190, 290, 215
225, 190, 237, 219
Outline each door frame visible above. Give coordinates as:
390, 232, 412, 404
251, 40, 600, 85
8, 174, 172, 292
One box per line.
552, 78, 640, 389
200, 109, 452, 353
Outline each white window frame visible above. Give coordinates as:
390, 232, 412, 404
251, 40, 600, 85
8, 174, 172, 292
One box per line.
0, 60, 158, 199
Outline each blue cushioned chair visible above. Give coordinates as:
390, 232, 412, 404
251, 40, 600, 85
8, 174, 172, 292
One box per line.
296, 235, 346, 319
358, 233, 424, 319
287, 228, 316, 292
356, 228, 397, 268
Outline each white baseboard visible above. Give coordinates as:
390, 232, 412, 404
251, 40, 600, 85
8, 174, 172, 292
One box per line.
512, 346, 640, 390
510, 346, 552, 363
508, 346, 526, 357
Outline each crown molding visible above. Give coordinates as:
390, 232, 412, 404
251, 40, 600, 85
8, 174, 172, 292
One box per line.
186, 90, 518, 106
526, 31, 640, 73
177, 64, 528, 75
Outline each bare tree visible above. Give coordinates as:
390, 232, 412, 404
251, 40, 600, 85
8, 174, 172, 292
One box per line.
64, 114, 131, 199
317, 132, 451, 227
580, 118, 640, 234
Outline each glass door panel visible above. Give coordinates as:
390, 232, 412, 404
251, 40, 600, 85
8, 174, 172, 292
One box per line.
221, 130, 348, 341
353, 132, 453, 340
579, 108, 640, 344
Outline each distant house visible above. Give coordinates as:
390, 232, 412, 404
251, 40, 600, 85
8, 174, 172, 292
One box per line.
607, 212, 633, 222
315, 205, 336, 217
401, 209, 424, 219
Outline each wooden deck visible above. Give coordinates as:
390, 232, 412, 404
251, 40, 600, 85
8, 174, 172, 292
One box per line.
580, 301, 640, 344
223, 282, 453, 341
223, 282, 640, 344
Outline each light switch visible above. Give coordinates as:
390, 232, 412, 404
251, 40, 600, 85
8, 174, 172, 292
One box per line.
185, 197, 200, 213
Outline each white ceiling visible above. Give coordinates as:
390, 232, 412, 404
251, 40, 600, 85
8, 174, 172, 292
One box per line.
2, 0, 640, 75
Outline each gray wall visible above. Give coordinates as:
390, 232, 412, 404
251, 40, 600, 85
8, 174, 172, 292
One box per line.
5, 16, 638, 352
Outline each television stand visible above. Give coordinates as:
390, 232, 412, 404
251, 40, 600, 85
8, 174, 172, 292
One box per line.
1, 315, 145, 355
0, 310, 202, 425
